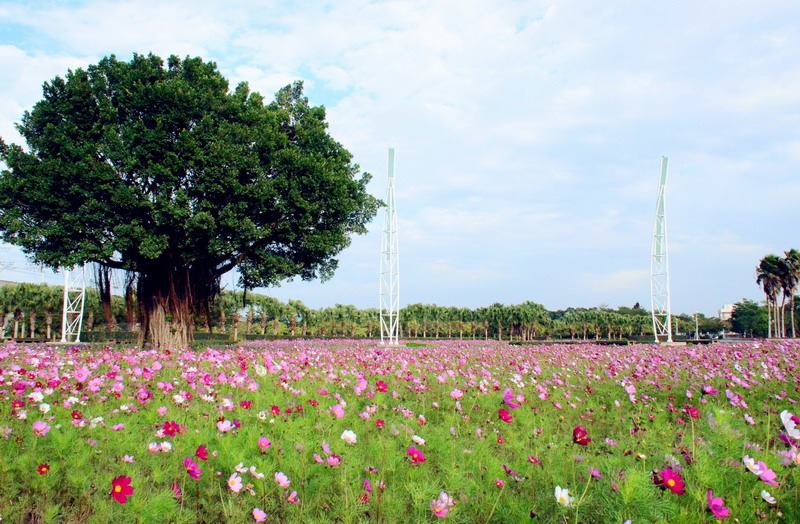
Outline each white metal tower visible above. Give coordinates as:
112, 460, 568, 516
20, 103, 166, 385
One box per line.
380, 147, 400, 345
650, 156, 673, 343
61, 265, 87, 343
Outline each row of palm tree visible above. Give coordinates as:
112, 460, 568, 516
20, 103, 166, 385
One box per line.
755, 249, 799, 338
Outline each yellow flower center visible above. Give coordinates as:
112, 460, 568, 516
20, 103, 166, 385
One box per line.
114, 486, 122, 493
667, 479, 675, 487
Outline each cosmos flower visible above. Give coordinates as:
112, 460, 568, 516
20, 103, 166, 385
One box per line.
341, 430, 357, 445
275, 471, 290, 488
780, 410, 800, 440
110, 475, 134, 504
228, 472, 243, 493
252, 508, 267, 522
195, 444, 209, 461
743, 456, 762, 476
572, 425, 590, 446
554, 486, 573, 507
707, 490, 730, 519
761, 490, 776, 505
498, 408, 513, 423
32, 421, 50, 437
655, 468, 685, 495
258, 437, 271, 451
431, 491, 455, 518
37, 463, 50, 475
407, 446, 426, 465
183, 457, 203, 480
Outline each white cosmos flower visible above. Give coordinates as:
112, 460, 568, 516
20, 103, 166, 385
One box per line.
412, 435, 426, 446
39, 403, 50, 414
555, 486, 574, 507
780, 410, 800, 440
341, 430, 357, 445
254, 364, 267, 377
761, 489, 776, 505
743, 455, 763, 476
29, 392, 44, 403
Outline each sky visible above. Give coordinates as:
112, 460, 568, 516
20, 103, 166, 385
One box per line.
0, 0, 798, 316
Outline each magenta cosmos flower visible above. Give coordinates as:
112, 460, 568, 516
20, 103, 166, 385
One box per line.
498, 408, 513, 423
707, 490, 730, 519
183, 457, 203, 480
655, 468, 685, 495
407, 446, 426, 464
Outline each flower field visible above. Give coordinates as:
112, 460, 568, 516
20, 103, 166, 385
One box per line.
1, 340, 799, 523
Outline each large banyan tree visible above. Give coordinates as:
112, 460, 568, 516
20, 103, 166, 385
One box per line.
0, 54, 379, 348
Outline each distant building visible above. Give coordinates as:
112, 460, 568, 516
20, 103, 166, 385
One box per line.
719, 304, 735, 321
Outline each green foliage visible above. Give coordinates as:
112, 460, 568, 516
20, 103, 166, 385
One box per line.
0, 53, 379, 344
731, 299, 768, 337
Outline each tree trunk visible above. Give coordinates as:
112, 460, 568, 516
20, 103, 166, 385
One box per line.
46, 314, 52, 340
791, 295, 796, 338
125, 272, 138, 331
29, 312, 37, 338
766, 294, 772, 338
137, 270, 193, 349
96, 264, 116, 333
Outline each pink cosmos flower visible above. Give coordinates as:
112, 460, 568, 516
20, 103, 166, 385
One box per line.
757, 462, 780, 486
258, 436, 271, 451
228, 472, 243, 493
707, 490, 730, 519
253, 508, 267, 522
450, 389, 464, 400
502, 388, 521, 409
327, 454, 342, 467
431, 491, 454, 518
217, 420, 233, 433
157, 406, 168, 417
252, 508, 267, 522
275, 471, 290, 488
330, 404, 345, 419
498, 408, 513, 423
287, 491, 299, 504
32, 421, 50, 437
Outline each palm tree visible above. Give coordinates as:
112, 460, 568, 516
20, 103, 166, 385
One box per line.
784, 249, 800, 338
757, 255, 783, 338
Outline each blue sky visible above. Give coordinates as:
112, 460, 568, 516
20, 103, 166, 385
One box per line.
1, 1, 799, 315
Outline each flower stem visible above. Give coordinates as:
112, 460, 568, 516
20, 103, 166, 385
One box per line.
484, 484, 505, 524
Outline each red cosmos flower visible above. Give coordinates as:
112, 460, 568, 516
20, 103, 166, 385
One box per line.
375, 419, 385, 428
163, 421, 181, 437
376, 380, 388, 392
498, 408, 513, 424
654, 467, 685, 495
11, 400, 24, 409
308, 399, 319, 407
71, 410, 83, 420
271, 405, 281, 416
572, 425, 591, 446
239, 400, 252, 409
195, 444, 209, 461
407, 446, 426, 465
37, 463, 50, 475
110, 475, 135, 504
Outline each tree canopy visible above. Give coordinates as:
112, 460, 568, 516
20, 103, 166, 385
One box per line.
0, 53, 379, 347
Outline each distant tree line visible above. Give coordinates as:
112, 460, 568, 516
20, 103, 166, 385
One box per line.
2, 279, 729, 342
